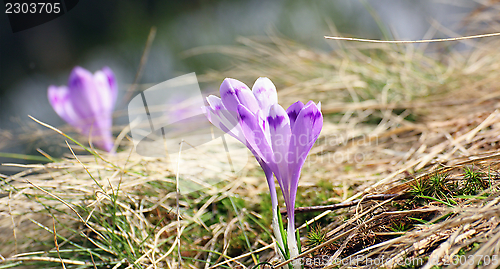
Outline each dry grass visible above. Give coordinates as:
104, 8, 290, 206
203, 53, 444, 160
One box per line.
4, 6, 500, 269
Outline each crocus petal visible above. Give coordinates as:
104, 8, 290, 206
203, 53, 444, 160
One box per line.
289, 101, 322, 171
90, 117, 114, 152
93, 67, 117, 113
206, 95, 245, 143
285, 101, 322, 263
252, 77, 278, 111
67, 66, 102, 121
220, 78, 260, 113
48, 85, 82, 128
288, 101, 323, 206
237, 104, 274, 165
304, 101, 323, 139
286, 101, 304, 130
204, 105, 228, 133
101, 66, 118, 101
207, 95, 224, 113
267, 103, 291, 204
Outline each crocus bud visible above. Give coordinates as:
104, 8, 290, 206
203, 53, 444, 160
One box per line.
48, 66, 117, 152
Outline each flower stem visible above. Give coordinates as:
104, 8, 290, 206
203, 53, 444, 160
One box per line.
287, 214, 301, 269
260, 160, 286, 258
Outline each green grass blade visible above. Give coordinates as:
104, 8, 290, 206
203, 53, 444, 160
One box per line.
0, 152, 54, 162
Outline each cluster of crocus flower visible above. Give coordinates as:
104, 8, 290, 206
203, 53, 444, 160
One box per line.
48, 66, 117, 152
205, 78, 323, 266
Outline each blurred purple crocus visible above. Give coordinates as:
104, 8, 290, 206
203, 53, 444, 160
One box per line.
205, 77, 323, 263
48, 66, 117, 152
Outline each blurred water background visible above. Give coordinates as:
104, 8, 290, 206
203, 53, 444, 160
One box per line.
0, 0, 476, 174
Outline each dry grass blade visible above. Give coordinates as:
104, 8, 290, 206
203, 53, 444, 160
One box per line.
324, 31, 500, 43
52, 218, 67, 269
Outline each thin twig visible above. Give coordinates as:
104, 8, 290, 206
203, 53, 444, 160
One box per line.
281, 193, 409, 216
0, 256, 108, 266
53, 218, 67, 269
325, 32, 500, 43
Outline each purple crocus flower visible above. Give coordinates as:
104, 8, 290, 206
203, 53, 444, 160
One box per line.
48, 66, 117, 152
205, 77, 323, 262
205, 78, 286, 252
